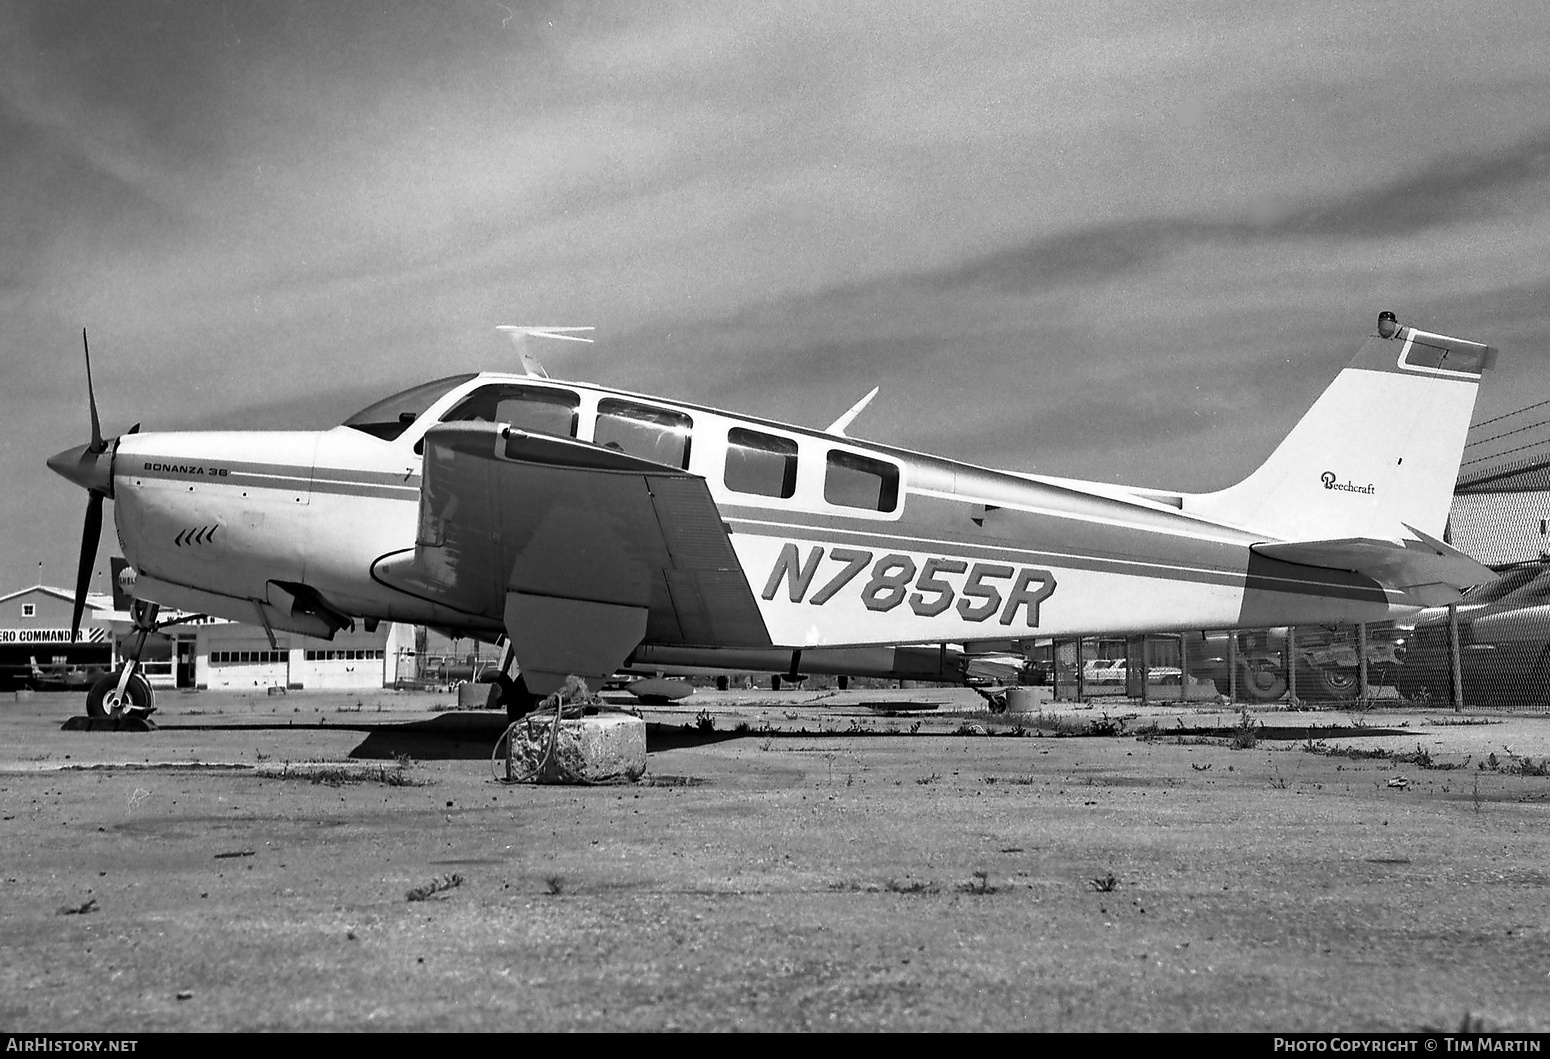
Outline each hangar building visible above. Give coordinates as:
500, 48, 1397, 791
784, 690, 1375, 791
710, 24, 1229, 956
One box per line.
0, 584, 116, 691
1, 578, 413, 692
1447, 456, 1550, 567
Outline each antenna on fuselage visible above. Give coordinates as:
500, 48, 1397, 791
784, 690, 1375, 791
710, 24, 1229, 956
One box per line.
495, 325, 595, 378
825, 386, 879, 437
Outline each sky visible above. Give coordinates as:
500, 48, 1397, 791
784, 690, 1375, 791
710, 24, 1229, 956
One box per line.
4, 0, 1550, 597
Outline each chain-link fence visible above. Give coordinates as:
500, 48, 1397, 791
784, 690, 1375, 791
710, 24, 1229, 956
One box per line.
1048, 568, 1550, 709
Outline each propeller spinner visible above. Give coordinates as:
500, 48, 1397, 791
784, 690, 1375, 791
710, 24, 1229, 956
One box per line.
45, 329, 118, 640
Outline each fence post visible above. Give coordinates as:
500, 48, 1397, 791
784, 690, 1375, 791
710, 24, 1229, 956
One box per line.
1228, 633, 1239, 703
1447, 602, 1464, 711
1356, 623, 1369, 700
1179, 632, 1190, 703
1286, 626, 1298, 704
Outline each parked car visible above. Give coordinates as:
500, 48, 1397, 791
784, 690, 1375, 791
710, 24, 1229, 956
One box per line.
1395, 563, 1550, 708
1185, 627, 1403, 702
1078, 659, 1182, 687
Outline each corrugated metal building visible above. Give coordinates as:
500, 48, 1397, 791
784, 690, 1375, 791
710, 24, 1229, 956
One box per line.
1448, 457, 1550, 567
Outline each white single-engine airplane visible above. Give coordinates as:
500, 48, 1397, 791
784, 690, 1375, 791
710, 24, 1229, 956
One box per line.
48, 314, 1497, 720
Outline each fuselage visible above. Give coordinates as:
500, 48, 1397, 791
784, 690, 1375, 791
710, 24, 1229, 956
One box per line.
107, 371, 1415, 649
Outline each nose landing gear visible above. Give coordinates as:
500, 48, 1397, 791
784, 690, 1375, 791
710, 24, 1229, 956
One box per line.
73, 601, 208, 727
84, 600, 163, 721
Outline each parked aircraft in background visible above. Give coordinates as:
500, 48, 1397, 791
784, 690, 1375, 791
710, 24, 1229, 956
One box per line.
47, 314, 1497, 720
1397, 561, 1550, 707
24, 656, 110, 692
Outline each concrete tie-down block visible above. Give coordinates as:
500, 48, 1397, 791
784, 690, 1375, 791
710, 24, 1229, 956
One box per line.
504, 710, 646, 784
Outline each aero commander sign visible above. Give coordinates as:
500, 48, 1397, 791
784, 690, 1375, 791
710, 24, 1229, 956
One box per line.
0, 628, 109, 645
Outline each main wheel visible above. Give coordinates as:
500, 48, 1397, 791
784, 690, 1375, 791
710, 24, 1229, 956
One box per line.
502, 674, 543, 723
85, 670, 155, 719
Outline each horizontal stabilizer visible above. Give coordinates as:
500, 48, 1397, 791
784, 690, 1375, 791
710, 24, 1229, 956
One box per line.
1251, 527, 1493, 606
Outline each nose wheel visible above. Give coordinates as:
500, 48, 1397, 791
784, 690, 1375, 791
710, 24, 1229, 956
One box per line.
86, 669, 155, 719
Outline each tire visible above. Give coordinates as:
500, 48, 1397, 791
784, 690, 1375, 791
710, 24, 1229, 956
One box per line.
838, 675, 849, 691
1307, 666, 1359, 701
85, 671, 155, 719
1237, 660, 1287, 702
771, 675, 781, 691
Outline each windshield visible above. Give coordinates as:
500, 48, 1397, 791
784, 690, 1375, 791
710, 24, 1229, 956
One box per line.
342, 374, 477, 440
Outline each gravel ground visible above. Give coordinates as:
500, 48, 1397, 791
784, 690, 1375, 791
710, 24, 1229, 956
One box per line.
1, 687, 1547, 1032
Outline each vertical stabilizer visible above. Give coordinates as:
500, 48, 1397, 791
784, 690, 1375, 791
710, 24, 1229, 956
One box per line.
1185, 314, 1496, 544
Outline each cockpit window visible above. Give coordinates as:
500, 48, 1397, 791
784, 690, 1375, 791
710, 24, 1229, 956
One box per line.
442, 384, 580, 438
595, 399, 693, 469
342, 374, 477, 441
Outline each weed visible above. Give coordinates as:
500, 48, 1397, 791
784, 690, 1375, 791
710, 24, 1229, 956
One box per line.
543, 874, 565, 895
405, 873, 464, 902
956, 870, 995, 895
55, 897, 98, 916
1088, 713, 1127, 737
1231, 708, 1258, 749
915, 772, 941, 785
694, 709, 715, 733
267, 762, 422, 787
733, 721, 751, 734
953, 722, 988, 736
1089, 872, 1120, 893
1302, 740, 1462, 770
886, 877, 938, 894
909, 721, 923, 734
759, 738, 773, 752
1476, 751, 1550, 777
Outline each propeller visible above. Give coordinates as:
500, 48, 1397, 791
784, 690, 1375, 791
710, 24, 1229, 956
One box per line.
45, 329, 118, 641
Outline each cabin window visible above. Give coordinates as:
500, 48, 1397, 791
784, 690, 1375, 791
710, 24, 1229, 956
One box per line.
724, 428, 798, 498
595, 399, 693, 469
21, 603, 35, 618
443, 384, 580, 438
824, 449, 900, 512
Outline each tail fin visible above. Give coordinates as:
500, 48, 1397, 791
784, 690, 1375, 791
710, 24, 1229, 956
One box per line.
1185, 313, 1497, 543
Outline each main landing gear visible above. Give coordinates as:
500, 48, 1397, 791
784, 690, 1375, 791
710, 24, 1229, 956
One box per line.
484, 639, 543, 723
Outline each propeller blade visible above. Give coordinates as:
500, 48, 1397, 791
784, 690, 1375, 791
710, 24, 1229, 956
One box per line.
82, 328, 105, 454
71, 492, 103, 642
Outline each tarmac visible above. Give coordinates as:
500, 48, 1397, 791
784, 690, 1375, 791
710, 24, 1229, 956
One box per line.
2, 684, 1548, 1032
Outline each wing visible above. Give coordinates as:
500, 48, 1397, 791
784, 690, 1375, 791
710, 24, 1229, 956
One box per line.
373, 422, 770, 695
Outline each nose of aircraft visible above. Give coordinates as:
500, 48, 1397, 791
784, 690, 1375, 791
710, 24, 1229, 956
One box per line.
47, 441, 114, 496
